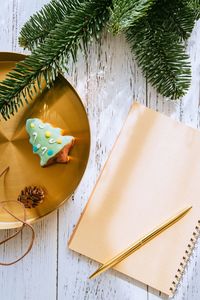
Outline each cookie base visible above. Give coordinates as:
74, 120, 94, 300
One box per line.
44, 138, 75, 167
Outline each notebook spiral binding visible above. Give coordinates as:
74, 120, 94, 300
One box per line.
169, 220, 200, 296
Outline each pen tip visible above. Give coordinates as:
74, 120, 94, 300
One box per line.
89, 273, 96, 280
182, 206, 192, 216
89, 264, 104, 280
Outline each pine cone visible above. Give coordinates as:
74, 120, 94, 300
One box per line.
18, 186, 45, 208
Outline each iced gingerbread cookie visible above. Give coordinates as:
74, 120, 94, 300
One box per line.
26, 118, 75, 167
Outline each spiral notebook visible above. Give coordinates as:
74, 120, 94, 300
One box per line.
69, 102, 200, 296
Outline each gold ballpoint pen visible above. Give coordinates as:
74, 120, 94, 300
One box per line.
89, 206, 192, 280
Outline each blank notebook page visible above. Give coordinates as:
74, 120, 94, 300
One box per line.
69, 102, 200, 296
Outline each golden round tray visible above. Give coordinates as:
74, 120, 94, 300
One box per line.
0, 52, 90, 229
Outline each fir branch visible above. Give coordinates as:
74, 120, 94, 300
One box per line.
126, 0, 194, 99
1, 0, 199, 120
162, 0, 196, 41
187, 0, 200, 20
19, 0, 84, 50
109, 0, 155, 34
0, 0, 112, 120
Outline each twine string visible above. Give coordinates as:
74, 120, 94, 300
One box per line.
0, 167, 35, 266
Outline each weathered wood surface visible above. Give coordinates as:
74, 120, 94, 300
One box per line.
0, 1, 200, 299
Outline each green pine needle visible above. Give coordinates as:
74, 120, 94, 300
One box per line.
0, 0, 200, 120
109, 0, 155, 34
0, 0, 112, 120
187, 0, 200, 20
126, 0, 196, 99
162, 0, 197, 41
19, 0, 84, 50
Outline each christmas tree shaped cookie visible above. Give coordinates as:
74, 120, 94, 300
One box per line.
26, 118, 75, 167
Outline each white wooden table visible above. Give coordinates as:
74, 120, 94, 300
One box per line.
0, 1, 200, 299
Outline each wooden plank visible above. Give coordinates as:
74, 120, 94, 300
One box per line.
0, 1, 57, 300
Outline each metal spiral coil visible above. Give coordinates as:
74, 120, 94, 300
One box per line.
169, 220, 200, 296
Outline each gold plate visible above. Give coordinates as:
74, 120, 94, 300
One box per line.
0, 52, 90, 229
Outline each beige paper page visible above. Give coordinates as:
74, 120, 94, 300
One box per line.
69, 102, 200, 296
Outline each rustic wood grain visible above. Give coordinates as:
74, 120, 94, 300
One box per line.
0, 1, 200, 299
0, 2, 57, 300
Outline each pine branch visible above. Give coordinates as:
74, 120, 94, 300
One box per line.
187, 0, 200, 20
110, 0, 196, 39
126, 0, 194, 99
19, 0, 84, 50
109, 0, 155, 34
0, 0, 112, 120
163, 0, 196, 41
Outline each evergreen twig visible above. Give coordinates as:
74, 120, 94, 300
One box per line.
109, 0, 155, 34
188, 0, 200, 20
0, 0, 199, 120
19, 0, 84, 50
126, 0, 196, 99
0, 0, 111, 120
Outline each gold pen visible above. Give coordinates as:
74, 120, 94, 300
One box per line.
89, 206, 192, 280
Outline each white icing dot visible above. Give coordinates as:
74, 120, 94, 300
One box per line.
36, 144, 41, 149
32, 132, 37, 142
41, 147, 47, 155
49, 138, 56, 144
39, 124, 45, 129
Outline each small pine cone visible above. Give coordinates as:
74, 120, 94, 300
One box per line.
18, 186, 45, 209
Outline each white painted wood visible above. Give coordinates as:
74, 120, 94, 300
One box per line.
0, 1, 200, 300
0, 2, 57, 300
